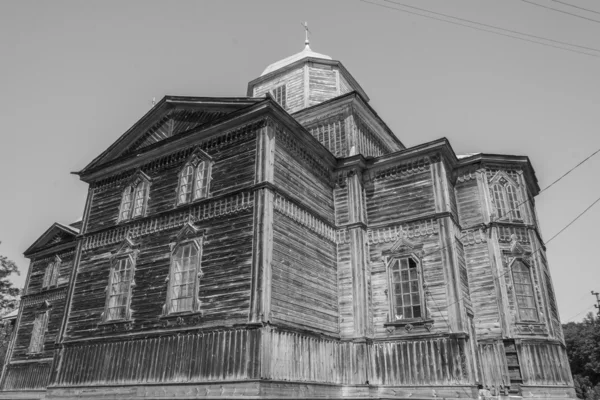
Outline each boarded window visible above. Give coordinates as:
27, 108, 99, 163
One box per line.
389, 257, 422, 320
28, 312, 49, 354
168, 243, 201, 314
177, 160, 211, 205
272, 85, 287, 109
42, 260, 60, 289
105, 257, 134, 321
512, 261, 538, 322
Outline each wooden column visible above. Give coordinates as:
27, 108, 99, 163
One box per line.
249, 122, 275, 323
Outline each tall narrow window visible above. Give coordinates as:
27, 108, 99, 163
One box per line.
512, 261, 538, 322
104, 257, 134, 321
28, 312, 49, 354
42, 258, 60, 289
177, 157, 211, 206
272, 85, 287, 109
489, 174, 523, 222
389, 257, 423, 320
167, 241, 202, 314
118, 172, 151, 222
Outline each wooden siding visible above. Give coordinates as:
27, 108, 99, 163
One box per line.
26, 251, 74, 295
273, 137, 334, 223
308, 118, 347, 158
518, 341, 572, 386
339, 74, 352, 95
308, 65, 337, 107
271, 212, 338, 334
86, 130, 257, 232
455, 174, 484, 228
367, 160, 435, 225
334, 177, 349, 226
350, 114, 388, 158
54, 329, 261, 387
369, 335, 472, 385
478, 341, 510, 390
253, 67, 304, 113
3, 361, 51, 390
455, 238, 473, 316
67, 209, 254, 339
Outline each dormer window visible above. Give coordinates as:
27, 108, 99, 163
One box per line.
272, 84, 287, 109
489, 173, 523, 222
118, 172, 151, 222
177, 151, 212, 206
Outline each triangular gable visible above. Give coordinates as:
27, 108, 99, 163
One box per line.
24, 223, 79, 257
77, 96, 261, 176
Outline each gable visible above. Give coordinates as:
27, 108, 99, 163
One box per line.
78, 96, 261, 176
24, 223, 78, 257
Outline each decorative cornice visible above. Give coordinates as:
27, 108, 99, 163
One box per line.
364, 219, 439, 246
460, 228, 488, 246
369, 156, 431, 182
22, 287, 67, 307
82, 191, 253, 251
273, 194, 336, 243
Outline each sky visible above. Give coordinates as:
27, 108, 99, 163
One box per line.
0, 0, 598, 323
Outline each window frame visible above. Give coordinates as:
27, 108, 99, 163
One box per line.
271, 84, 287, 109
176, 152, 212, 207
164, 238, 203, 316
489, 173, 524, 223
41, 255, 61, 290
28, 309, 50, 354
386, 254, 428, 324
509, 258, 540, 323
117, 172, 151, 223
101, 240, 138, 323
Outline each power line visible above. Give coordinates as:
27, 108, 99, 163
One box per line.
545, 194, 600, 245
564, 305, 594, 322
521, 0, 600, 24
382, 0, 600, 53
552, 0, 600, 16
359, 0, 600, 58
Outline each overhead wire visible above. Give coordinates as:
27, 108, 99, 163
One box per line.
551, 0, 600, 16
521, 0, 600, 24
564, 305, 595, 322
359, 0, 600, 58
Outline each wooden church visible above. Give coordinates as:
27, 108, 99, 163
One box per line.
0, 39, 575, 399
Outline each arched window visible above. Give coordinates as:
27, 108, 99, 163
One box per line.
104, 256, 135, 321
512, 260, 538, 322
489, 174, 523, 222
42, 256, 60, 289
388, 256, 424, 320
118, 172, 151, 222
177, 156, 212, 206
166, 241, 202, 314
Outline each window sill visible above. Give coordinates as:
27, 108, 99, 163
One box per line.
384, 318, 434, 327
97, 319, 134, 332
159, 312, 203, 327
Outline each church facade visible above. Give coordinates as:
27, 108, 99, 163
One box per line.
1, 43, 575, 399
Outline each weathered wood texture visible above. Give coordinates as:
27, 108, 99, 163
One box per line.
517, 341, 572, 386
478, 341, 510, 390
369, 335, 472, 385
253, 67, 304, 113
271, 210, 338, 334
273, 129, 334, 223
455, 171, 484, 228
3, 361, 51, 390
308, 64, 338, 107
86, 127, 257, 232
366, 157, 435, 225
53, 329, 261, 386
308, 118, 348, 158
348, 113, 388, 158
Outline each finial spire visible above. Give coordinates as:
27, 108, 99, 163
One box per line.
302, 21, 310, 49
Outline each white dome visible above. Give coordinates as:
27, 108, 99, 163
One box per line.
261, 44, 332, 76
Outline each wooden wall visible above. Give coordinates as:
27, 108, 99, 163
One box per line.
253, 67, 305, 113
307, 64, 338, 107
3, 361, 51, 390
518, 341, 572, 386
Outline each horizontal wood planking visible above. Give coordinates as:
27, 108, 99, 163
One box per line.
3, 361, 51, 390
67, 210, 254, 339
463, 241, 502, 337
253, 67, 305, 113
273, 140, 334, 223
308, 65, 338, 107
366, 166, 435, 226
26, 251, 74, 295
369, 336, 471, 385
271, 212, 338, 335
370, 228, 450, 337
53, 329, 260, 386
455, 173, 484, 228
86, 131, 256, 233
517, 341, 572, 386
334, 178, 349, 226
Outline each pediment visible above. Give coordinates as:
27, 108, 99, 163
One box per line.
24, 223, 79, 257
78, 96, 261, 176
382, 236, 423, 257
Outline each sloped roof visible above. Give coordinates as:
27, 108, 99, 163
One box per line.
24, 222, 79, 257
261, 44, 332, 76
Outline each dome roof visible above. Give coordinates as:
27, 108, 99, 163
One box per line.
261, 44, 332, 76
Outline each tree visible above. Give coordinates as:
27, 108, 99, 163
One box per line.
563, 313, 600, 399
0, 241, 20, 315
